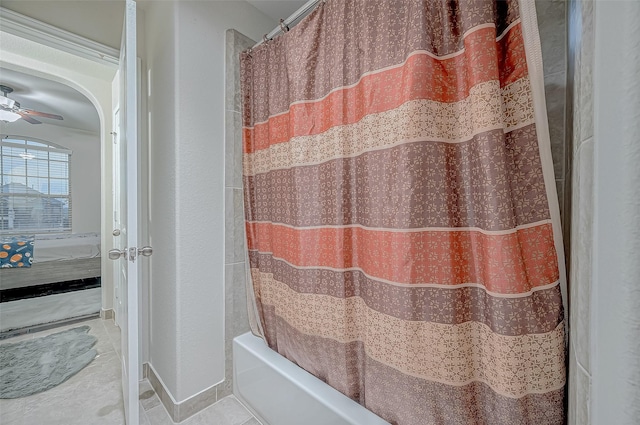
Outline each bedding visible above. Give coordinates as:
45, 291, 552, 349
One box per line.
0, 235, 35, 268
0, 232, 101, 290
31, 232, 100, 263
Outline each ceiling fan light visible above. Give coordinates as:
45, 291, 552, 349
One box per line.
0, 109, 21, 123
0, 96, 15, 109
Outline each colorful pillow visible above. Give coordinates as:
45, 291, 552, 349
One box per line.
0, 235, 35, 268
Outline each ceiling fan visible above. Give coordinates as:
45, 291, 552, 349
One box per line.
0, 85, 64, 124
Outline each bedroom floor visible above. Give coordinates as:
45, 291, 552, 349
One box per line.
0, 288, 101, 332
0, 318, 261, 425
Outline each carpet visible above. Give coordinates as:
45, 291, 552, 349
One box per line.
0, 325, 97, 398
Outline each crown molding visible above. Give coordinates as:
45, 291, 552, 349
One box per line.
0, 7, 119, 66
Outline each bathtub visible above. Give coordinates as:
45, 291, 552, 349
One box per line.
233, 332, 390, 425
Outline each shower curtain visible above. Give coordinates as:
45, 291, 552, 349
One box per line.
241, 1, 566, 424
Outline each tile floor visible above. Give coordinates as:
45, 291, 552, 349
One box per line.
0, 318, 262, 425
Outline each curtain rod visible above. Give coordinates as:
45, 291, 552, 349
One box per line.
252, 0, 322, 48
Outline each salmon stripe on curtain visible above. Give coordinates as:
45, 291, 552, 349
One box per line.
240, 1, 566, 424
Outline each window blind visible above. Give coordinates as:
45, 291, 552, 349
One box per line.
0, 137, 72, 234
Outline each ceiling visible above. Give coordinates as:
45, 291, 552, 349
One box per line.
0, 0, 308, 49
0, 0, 306, 133
0, 68, 99, 132
247, 0, 307, 22
0, 1, 126, 49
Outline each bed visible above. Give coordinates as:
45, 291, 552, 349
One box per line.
0, 232, 101, 291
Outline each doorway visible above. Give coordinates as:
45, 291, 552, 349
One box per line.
0, 5, 141, 424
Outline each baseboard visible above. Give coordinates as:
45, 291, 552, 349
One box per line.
143, 362, 222, 423
100, 308, 114, 320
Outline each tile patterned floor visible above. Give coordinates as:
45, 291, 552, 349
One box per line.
0, 318, 262, 425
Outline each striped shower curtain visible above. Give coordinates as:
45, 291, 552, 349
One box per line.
241, 1, 566, 424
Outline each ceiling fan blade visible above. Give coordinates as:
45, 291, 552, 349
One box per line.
17, 112, 42, 124
22, 109, 63, 120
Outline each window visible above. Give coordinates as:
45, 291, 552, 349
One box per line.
0, 136, 72, 234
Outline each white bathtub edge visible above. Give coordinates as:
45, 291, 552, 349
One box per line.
233, 332, 390, 425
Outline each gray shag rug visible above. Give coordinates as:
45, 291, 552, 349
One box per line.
0, 325, 97, 398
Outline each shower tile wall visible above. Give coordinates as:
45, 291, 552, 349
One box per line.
223, 29, 256, 398
567, 1, 595, 425
536, 0, 569, 223
537, 1, 595, 423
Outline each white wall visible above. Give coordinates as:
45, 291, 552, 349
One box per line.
0, 120, 101, 234
144, 0, 179, 398
143, 0, 275, 403
592, 1, 640, 423
0, 31, 117, 310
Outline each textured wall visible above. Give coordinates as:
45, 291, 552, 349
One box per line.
591, 2, 640, 423
144, 0, 275, 407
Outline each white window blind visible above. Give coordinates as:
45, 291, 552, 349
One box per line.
0, 137, 72, 234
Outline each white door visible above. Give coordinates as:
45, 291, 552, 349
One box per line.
112, 107, 123, 326
108, 1, 143, 424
